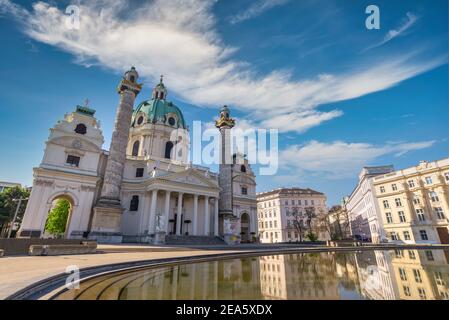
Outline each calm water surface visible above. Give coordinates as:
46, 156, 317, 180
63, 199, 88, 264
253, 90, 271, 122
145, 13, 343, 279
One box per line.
55, 249, 449, 300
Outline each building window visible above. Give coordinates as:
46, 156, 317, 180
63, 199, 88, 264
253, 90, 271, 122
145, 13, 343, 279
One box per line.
380, 186, 385, 193
386, 212, 393, 224
132, 140, 140, 157
435, 207, 445, 220
395, 198, 402, 207
241, 187, 248, 195
304, 200, 308, 205
418, 288, 426, 300
419, 230, 428, 241
429, 191, 439, 202
291, 200, 295, 205
413, 195, 421, 205
408, 250, 416, 259
284, 200, 288, 205
240, 165, 246, 173
408, 180, 415, 188
274, 221, 278, 228
383, 200, 390, 209
414, 269, 423, 283
137, 116, 144, 125
129, 195, 139, 211
298, 200, 302, 205
399, 268, 407, 281
425, 176, 433, 185
74, 123, 87, 134
403, 231, 411, 240
311, 200, 315, 205
168, 117, 176, 126
164, 141, 174, 159
66, 155, 80, 167
445, 173, 449, 181
416, 209, 426, 222
392, 184, 398, 191
435, 272, 445, 286
425, 250, 434, 261
391, 232, 398, 240
398, 211, 406, 223
136, 168, 144, 178
403, 286, 411, 297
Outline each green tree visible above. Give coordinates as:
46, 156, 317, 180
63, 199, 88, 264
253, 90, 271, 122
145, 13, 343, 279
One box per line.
44, 199, 71, 237
0, 186, 30, 235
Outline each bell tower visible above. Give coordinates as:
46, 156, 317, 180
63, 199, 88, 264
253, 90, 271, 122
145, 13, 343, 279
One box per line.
90, 67, 142, 243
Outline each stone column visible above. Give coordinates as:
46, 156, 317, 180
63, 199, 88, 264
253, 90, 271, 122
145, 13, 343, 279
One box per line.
176, 193, 183, 235
214, 198, 219, 236
164, 191, 171, 234
90, 68, 142, 243
148, 189, 158, 234
204, 196, 210, 235
193, 194, 199, 235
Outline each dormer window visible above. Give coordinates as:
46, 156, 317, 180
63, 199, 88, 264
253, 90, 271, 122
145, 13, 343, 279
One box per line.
168, 117, 176, 126
137, 116, 144, 125
74, 123, 87, 135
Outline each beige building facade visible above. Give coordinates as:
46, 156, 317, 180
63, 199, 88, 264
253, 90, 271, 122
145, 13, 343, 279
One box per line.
373, 158, 449, 244
256, 188, 328, 243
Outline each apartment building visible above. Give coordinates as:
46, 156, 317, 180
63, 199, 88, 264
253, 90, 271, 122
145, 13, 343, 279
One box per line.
373, 158, 449, 244
345, 166, 395, 243
256, 188, 328, 243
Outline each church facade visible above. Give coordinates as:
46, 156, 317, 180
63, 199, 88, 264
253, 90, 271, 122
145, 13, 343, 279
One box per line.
19, 68, 258, 244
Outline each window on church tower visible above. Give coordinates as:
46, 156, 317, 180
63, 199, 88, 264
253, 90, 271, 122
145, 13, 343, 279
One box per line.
74, 123, 87, 135
66, 155, 80, 167
130, 195, 139, 211
136, 168, 144, 178
168, 117, 176, 126
241, 187, 248, 195
241, 165, 246, 173
165, 141, 174, 159
132, 140, 140, 157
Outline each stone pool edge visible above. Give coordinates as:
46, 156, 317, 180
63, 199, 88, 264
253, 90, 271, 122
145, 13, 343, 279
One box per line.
6, 244, 449, 300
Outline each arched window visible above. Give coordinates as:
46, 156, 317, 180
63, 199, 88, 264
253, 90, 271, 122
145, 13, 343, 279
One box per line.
165, 141, 174, 159
160, 92, 164, 99
132, 140, 140, 157
130, 75, 135, 83
130, 195, 139, 211
241, 165, 246, 173
74, 123, 87, 135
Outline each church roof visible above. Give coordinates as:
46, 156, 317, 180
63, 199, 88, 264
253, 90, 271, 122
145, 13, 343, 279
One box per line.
131, 98, 187, 129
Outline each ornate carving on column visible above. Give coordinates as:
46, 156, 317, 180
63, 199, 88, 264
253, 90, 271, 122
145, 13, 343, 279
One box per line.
215, 105, 235, 218
90, 67, 142, 243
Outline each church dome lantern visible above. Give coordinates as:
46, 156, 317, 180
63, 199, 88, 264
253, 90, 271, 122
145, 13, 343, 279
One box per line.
131, 77, 187, 129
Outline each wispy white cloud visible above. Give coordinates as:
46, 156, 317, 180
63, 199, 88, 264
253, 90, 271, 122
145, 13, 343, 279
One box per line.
228, 0, 289, 24
279, 139, 436, 179
365, 12, 419, 51
0, 0, 444, 134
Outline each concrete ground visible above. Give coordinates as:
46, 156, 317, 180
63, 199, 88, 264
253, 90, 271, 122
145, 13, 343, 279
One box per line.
1, 243, 448, 300
0, 244, 244, 299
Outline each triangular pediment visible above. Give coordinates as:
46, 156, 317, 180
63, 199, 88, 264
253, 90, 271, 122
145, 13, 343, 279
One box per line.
159, 167, 219, 189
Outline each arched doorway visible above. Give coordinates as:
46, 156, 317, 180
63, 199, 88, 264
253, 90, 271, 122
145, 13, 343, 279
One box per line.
43, 195, 74, 239
240, 212, 250, 243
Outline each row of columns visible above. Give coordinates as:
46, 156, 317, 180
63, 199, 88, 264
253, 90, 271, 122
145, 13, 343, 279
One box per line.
147, 189, 219, 236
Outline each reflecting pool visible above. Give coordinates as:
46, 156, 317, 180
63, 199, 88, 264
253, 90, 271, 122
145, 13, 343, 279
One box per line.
54, 249, 449, 300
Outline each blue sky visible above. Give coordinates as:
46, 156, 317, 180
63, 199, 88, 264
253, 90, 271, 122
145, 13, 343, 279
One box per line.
0, 0, 447, 205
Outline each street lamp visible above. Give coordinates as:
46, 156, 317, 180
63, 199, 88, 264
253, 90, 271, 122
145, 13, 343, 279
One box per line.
7, 197, 29, 238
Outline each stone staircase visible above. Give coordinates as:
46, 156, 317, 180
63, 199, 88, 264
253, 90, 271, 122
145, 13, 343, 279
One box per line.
165, 235, 226, 245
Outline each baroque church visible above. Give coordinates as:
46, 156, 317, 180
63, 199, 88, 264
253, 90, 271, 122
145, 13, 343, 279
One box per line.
19, 67, 258, 244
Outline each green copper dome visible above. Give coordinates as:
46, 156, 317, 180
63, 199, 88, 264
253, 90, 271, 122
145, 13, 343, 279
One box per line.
132, 98, 187, 129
